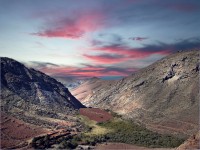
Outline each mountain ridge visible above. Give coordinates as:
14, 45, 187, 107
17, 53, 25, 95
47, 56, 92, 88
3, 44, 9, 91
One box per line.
73, 50, 199, 136
1, 57, 85, 122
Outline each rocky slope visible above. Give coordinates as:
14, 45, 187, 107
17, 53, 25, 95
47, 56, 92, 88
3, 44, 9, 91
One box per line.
176, 131, 200, 150
71, 77, 116, 104
0, 57, 84, 122
74, 50, 199, 136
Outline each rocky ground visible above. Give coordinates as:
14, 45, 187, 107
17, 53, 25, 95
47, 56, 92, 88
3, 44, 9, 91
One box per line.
79, 108, 113, 123
0, 112, 48, 149
176, 131, 200, 150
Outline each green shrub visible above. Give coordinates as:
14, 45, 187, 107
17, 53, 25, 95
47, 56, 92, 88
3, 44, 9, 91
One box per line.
97, 120, 185, 148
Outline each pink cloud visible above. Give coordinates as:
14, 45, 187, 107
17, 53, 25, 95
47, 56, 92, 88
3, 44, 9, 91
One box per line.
67, 70, 127, 77
32, 28, 83, 39
31, 11, 105, 39
81, 42, 171, 65
40, 66, 76, 74
92, 45, 170, 59
36, 65, 132, 78
83, 54, 128, 64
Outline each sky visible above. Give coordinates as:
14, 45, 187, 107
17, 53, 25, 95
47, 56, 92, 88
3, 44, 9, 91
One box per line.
0, 0, 200, 79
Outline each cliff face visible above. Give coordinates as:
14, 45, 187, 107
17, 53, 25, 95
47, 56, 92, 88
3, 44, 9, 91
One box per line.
74, 50, 199, 136
0, 57, 84, 119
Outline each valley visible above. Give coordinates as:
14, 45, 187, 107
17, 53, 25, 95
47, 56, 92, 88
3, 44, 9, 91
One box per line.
1, 0, 200, 149
0, 50, 199, 149
28, 107, 185, 149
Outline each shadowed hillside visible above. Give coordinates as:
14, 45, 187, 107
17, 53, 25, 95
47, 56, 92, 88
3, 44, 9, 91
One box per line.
1, 57, 85, 124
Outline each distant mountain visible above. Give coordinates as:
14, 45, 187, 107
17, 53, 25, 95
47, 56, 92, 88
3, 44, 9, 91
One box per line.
0, 57, 85, 120
71, 77, 116, 104
74, 50, 199, 136
52, 76, 88, 90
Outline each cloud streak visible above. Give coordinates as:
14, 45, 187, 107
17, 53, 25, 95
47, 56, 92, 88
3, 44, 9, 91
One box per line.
31, 10, 105, 39
81, 37, 200, 66
83, 54, 128, 64
91, 37, 200, 55
27, 61, 136, 79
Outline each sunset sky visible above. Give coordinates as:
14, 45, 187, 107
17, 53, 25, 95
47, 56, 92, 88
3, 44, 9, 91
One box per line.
0, 0, 200, 79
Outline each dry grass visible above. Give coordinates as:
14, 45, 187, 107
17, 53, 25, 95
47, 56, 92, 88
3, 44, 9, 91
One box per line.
78, 115, 112, 136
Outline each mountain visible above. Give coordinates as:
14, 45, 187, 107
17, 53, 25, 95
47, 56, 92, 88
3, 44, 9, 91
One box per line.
0, 57, 84, 121
71, 77, 117, 104
52, 76, 88, 90
73, 50, 199, 136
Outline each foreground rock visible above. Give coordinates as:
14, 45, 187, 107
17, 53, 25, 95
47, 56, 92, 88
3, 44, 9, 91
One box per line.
74, 50, 199, 136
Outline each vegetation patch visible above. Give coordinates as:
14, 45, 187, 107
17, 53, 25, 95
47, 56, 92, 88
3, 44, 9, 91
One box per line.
78, 115, 111, 136
30, 109, 186, 149
78, 109, 185, 148
97, 119, 185, 148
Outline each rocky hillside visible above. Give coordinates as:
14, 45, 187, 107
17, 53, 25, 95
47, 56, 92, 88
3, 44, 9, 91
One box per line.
75, 50, 199, 136
0, 57, 84, 121
71, 77, 116, 104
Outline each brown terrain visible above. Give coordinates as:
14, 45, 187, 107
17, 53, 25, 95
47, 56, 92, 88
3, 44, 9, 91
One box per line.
72, 50, 199, 137
0, 111, 82, 149
95, 143, 174, 150
176, 131, 200, 150
79, 108, 113, 123
0, 112, 48, 149
95, 142, 150, 149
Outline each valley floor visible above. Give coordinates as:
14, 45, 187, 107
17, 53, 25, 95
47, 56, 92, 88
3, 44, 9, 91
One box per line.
0, 108, 190, 149
95, 142, 175, 150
